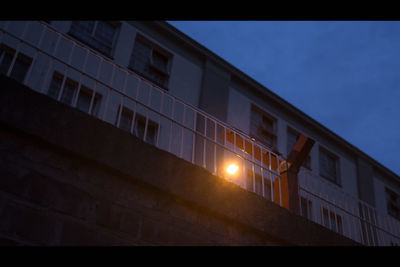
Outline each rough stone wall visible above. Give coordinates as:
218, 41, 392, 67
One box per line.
0, 75, 359, 246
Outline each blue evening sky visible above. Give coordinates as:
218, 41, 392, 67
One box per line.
167, 21, 400, 176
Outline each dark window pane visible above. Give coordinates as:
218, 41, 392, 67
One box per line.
10, 56, 31, 82
69, 21, 116, 56
134, 114, 146, 140
47, 73, 63, 100
60, 82, 76, 105
0, 49, 14, 75
77, 87, 102, 116
116, 106, 133, 132
250, 106, 276, 149
94, 22, 116, 45
319, 149, 337, 183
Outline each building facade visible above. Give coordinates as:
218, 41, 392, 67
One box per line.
0, 20, 399, 245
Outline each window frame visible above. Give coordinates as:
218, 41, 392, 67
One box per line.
249, 104, 278, 152
47, 71, 102, 117
0, 43, 32, 83
68, 21, 121, 59
128, 33, 172, 90
385, 187, 400, 221
115, 105, 160, 145
318, 146, 341, 186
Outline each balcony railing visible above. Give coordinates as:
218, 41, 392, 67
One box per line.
1, 21, 399, 246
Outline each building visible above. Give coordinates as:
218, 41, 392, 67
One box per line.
0, 20, 399, 246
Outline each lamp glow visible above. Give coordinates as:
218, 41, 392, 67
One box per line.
226, 163, 239, 175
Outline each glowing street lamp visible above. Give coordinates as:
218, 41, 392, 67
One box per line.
226, 163, 239, 175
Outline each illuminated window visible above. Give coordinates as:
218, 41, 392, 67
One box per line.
129, 35, 171, 88
287, 127, 311, 169
0, 44, 32, 83
69, 21, 119, 57
249, 105, 277, 151
319, 147, 340, 185
47, 72, 102, 116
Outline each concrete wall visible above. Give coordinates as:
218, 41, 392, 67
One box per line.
0, 75, 359, 246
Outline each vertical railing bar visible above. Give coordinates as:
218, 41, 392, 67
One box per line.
88, 56, 104, 115
56, 72, 68, 102
359, 203, 370, 246
332, 198, 340, 234
319, 192, 325, 228
6, 21, 29, 77
143, 85, 152, 143
116, 71, 129, 128
261, 167, 265, 199
56, 41, 75, 103
252, 162, 256, 193
130, 101, 137, 135
168, 98, 175, 153
352, 203, 364, 244
278, 173, 282, 207
72, 50, 89, 107
101, 86, 111, 122
377, 215, 386, 246
325, 195, 333, 231
387, 216, 395, 242
269, 161, 274, 202
116, 94, 124, 128
191, 111, 198, 164
24, 22, 46, 85
312, 193, 318, 224
251, 141, 256, 193
213, 120, 217, 175
156, 91, 164, 148
101, 63, 115, 121
365, 205, 376, 246
362, 203, 372, 246
40, 33, 62, 94
180, 103, 186, 159
344, 199, 353, 240
88, 82, 98, 116
203, 117, 207, 168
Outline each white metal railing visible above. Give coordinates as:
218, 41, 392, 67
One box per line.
299, 169, 400, 246
0, 20, 284, 204
2, 21, 400, 246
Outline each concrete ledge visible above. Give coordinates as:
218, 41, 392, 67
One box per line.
0, 75, 360, 246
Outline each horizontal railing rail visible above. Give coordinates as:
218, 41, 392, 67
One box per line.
1, 21, 400, 246
0, 21, 284, 204
299, 169, 400, 246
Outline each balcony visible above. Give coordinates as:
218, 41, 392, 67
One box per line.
0, 21, 399, 246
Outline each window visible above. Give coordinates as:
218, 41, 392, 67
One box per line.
0, 44, 32, 83
249, 105, 277, 151
322, 207, 343, 234
386, 188, 400, 221
287, 127, 311, 169
115, 105, 159, 145
69, 21, 119, 57
47, 72, 102, 116
129, 35, 171, 88
319, 147, 340, 185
